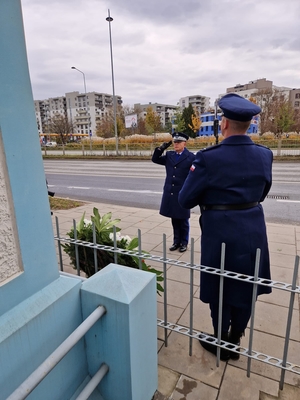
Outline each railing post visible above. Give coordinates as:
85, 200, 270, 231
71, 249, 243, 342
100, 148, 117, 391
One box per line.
92, 222, 98, 274
138, 229, 142, 270
73, 219, 81, 276
163, 233, 168, 347
216, 242, 226, 367
247, 248, 261, 377
280, 255, 299, 389
55, 216, 64, 271
189, 238, 194, 356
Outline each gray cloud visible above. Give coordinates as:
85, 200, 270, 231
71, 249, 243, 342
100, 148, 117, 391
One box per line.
19, 0, 300, 106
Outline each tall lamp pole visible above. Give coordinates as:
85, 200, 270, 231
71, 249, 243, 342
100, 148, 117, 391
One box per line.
106, 9, 118, 155
71, 66, 92, 152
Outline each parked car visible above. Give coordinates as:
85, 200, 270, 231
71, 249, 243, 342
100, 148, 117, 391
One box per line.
45, 141, 57, 147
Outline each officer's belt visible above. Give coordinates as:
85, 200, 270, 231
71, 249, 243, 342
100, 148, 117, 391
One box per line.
201, 202, 259, 211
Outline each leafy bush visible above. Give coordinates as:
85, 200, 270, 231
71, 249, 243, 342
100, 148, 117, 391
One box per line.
62, 207, 164, 294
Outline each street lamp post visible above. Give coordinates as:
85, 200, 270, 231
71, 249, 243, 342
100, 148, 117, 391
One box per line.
71, 66, 92, 152
106, 9, 118, 155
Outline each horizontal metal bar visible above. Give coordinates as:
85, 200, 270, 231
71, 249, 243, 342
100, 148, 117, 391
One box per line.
75, 363, 109, 400
59, 271, 87, 281
7, 306, 106, 400
157, 319, 300, 375
55, 236, 300, 294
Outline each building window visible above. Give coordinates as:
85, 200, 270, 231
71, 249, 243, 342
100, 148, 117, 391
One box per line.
295, 101, 300, 107
295, 93, 300, 99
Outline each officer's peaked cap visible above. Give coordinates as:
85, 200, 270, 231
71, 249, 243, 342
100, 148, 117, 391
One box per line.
172, 132, 189, 141
218, 93, 261, 122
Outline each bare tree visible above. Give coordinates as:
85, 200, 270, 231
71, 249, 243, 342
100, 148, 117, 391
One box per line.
254, 89, 274, 134
47, 114, 75, 144
95, 107, 125, 138
255, 89, 295, 136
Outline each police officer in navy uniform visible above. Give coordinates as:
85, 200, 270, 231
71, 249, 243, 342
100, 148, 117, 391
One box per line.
152, 132, 195, 252
179, 93, 273, 360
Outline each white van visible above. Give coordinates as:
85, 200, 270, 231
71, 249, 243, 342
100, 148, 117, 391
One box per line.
45, 141, 57, 147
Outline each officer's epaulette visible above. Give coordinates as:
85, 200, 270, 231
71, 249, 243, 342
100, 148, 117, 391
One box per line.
201, 144, 221, 152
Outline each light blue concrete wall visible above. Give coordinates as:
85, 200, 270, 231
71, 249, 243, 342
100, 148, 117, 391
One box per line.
0, 2, 90, 398
0, 0, 59, 315
0, 276, 88, 400
81, 264, 158, 400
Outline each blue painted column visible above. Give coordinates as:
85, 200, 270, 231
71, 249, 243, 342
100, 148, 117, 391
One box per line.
0, 3, 87, 398
81, 264, 158, 400
0, 0, 59, 314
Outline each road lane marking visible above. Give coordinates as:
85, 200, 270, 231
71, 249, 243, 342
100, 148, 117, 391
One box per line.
108, 189, 163, 194
277, 200, 300, 203
67, 186, 90, 189
65, 187, 163, 194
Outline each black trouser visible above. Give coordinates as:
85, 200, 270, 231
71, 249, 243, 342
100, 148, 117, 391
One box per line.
209, 302, 252, 334
171, 218, 189, 246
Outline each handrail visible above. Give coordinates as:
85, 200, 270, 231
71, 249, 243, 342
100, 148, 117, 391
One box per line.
7, 305, 106, 400
75, 363, 109, 400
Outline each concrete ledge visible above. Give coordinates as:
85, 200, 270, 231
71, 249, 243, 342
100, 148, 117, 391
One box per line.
81, 263, 158, 400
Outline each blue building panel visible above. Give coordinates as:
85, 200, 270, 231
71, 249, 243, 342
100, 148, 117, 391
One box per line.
199, 112, 259, 136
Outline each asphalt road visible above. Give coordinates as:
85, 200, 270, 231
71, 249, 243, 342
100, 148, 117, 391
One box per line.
44, 159, 300, 226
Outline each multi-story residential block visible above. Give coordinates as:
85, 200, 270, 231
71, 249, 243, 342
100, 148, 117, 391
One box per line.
289, 88, 300, 110
224, 78, 298, 106
226, 78, 273, 97
65, 91, 122, 136
178, 95, 210, 113
134, 102, 178, 127
34, 96, 67, 134
35, 91, 122, 137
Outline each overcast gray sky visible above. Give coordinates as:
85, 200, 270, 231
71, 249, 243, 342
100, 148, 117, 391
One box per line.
21, 0, 300, 108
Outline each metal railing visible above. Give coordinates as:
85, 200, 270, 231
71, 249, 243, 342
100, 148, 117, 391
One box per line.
7, 305, 108, 400
42, 140, 300, 157
54, 217, 300, 390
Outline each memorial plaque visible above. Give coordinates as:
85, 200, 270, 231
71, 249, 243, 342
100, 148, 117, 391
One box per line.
0, 135, 23, 283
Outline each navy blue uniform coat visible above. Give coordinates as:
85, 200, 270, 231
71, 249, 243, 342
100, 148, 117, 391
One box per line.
178, 135, 273, 307
152, 147, 195, 219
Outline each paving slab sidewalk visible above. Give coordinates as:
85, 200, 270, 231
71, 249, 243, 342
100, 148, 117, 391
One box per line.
52, 202, 300, 400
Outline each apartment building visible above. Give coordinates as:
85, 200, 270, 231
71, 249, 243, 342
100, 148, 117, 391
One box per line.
226, 78, 273, 96
225, 78, 298, 105
134, 102, 178, 127
34, 96, 67, 134
65, 91, 122, 135
289, 88, 300, 110
178, 95, 210, 114
35, 91, 122, 136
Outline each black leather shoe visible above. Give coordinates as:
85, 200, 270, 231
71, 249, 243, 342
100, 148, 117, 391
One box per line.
199, 332, 230, 361
179, 245, 187, 252
169, 243, 180, 251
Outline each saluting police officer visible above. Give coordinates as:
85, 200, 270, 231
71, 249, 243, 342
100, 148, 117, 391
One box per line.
152, 132, 195, 252
179, 93, 273, 360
